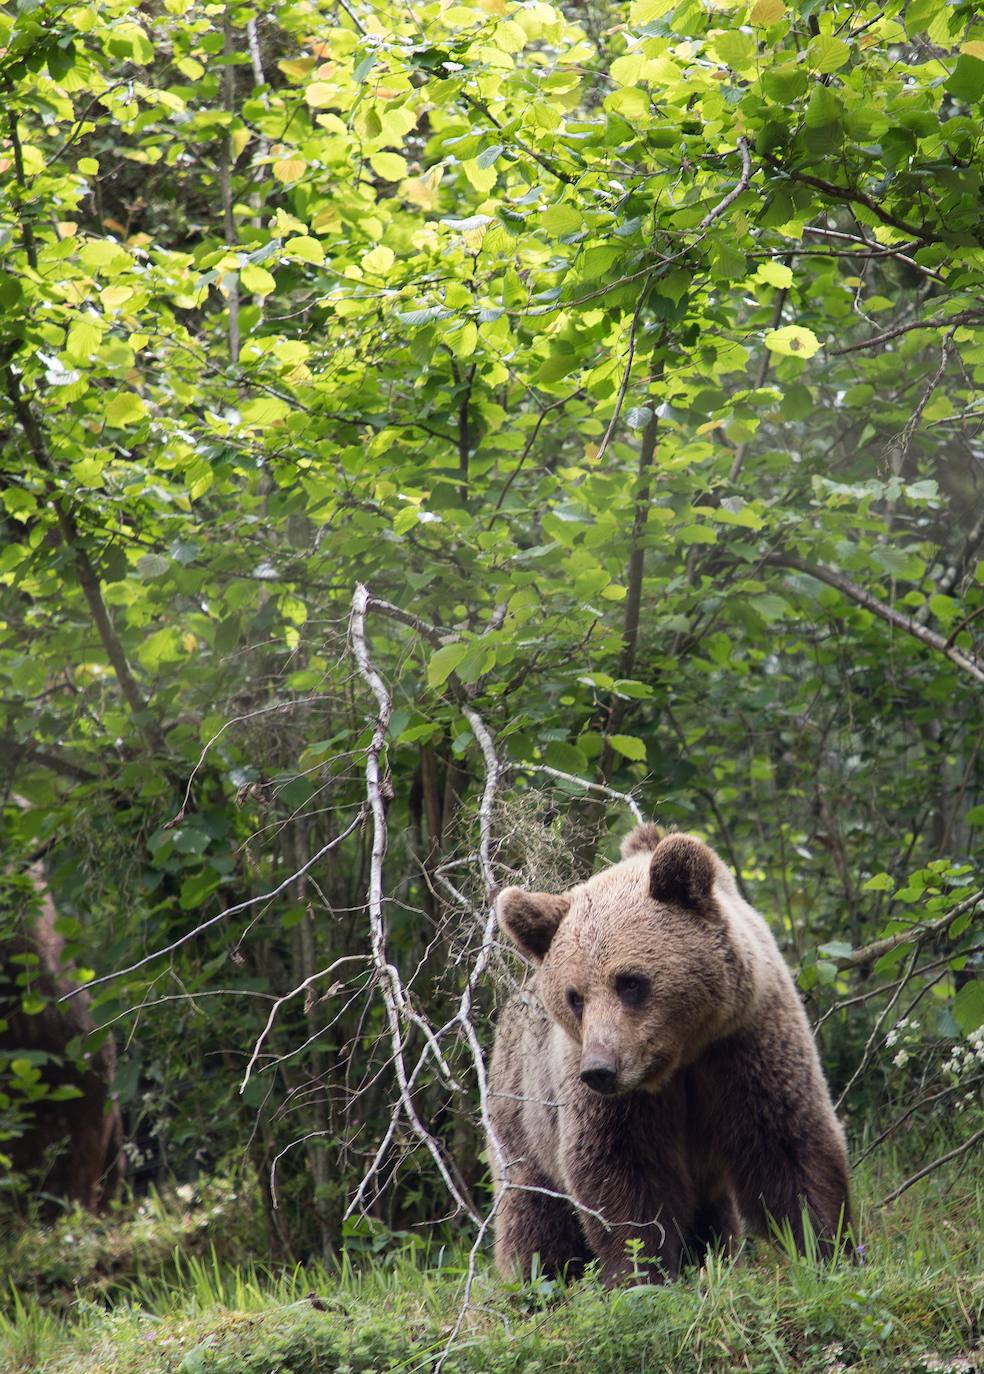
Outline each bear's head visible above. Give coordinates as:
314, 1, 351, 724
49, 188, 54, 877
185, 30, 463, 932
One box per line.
496, 827, 749, 1096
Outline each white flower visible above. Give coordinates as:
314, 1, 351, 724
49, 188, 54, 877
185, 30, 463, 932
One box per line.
893, 1049, 909, 1068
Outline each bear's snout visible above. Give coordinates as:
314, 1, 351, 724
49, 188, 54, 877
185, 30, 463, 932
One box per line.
580, 1050, 620, 1095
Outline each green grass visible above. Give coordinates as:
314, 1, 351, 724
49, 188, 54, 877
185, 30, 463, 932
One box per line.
1, 1162, 981, 1374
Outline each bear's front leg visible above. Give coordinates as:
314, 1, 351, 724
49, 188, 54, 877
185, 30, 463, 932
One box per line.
708, 1032, 852, 1256
494, 1161, 594, 1281
561, 1097, 694, 1286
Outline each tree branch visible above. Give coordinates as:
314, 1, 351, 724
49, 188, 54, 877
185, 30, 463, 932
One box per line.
767, 554, 984, 687
831, 887, 983, 972
828, 312, 983, 357
761, 151, 943, 244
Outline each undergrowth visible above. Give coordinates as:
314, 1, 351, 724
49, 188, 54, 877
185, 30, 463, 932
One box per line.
1, 1157, 981, 1374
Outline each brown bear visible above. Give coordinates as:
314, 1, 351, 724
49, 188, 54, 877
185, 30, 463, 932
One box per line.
488, 825, 851, 1285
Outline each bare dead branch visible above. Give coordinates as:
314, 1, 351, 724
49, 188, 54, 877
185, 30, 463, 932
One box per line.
513, 762, 646, 825
60, 808, 366, 1001
240, 954, 369, 1093
876, 1127, 984, 1208
349, 583, 478, 1222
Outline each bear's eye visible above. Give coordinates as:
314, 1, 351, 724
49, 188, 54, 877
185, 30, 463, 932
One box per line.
565, 988, 584, 1019
614, 973, 650, 1007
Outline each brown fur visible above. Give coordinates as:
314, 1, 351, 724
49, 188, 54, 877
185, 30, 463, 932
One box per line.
489, 828, 851, 1286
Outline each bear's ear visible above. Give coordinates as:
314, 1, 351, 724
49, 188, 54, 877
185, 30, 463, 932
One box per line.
496, 888, 570, 961
620, 822, 666, 859
648, 834, 716, 910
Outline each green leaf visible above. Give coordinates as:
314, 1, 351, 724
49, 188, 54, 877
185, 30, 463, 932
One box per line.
946, 54, 984, 103
136, 554, 171, 579
426, 643, 468, 688
105, 393, 147, 427
817, 941, 853, 960
544, 741, 589, 774
871, 547, 924, 580
540, 204, 582, 236
862, 873, 894, 891
953, 981, 984, 1033
807, 35, 850, 73
609, 734, 647, 762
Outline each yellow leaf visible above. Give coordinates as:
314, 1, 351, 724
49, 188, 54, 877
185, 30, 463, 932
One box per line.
749, 0, 785, 22
278, 58, 315, 81
629, 0, 675, 19
285, 235, 325, 264
57, 221, 78, 238
100, 285, 134, 309
962, 41, 984, 60
241, 264, 276, 295
764, 325, 821, 359
443, 4, 482, 24
312, 205, 342, 234
754, 261, 793, 288
461, 157, 497, 193
400, 166, 443, 210
305, 81, 335, 107
272, 157, 306, 183
105, 393, 147, 427
495, 20, 528, 51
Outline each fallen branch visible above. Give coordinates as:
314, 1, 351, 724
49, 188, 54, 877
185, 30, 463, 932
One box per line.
349, 583, 478, 1223
876, 1127, 984, 1208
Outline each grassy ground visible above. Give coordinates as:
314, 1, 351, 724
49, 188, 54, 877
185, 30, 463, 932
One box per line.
1, 1162, 981, 1374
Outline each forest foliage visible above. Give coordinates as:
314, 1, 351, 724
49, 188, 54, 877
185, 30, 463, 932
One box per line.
1, 0, 983, 1260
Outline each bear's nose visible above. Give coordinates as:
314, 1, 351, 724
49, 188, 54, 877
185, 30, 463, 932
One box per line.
580, 1061, 619, 1095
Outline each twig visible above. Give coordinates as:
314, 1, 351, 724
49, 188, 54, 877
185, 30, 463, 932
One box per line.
594, 291, 649, 467
699, 137, 751, 230
513, 762, 645, 824
349, 584, 478, 1222
854, 1073, 984, 1167
827, 311, 982, 356
876, 1127, 984, 1208
835, 947, 919, 1112
59, 809, 366, 1000
760, 151, 942, 244
240, 954, 369, 1092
